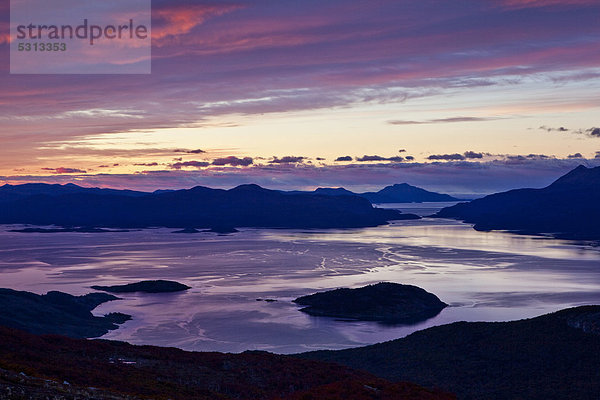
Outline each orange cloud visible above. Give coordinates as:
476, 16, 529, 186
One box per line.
0, 21, 9, 44
152, 4, 243, 41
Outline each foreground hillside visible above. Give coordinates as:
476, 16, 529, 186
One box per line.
435, 165, 600, 240
300, 306, 600, 400
0, 326, 453, 400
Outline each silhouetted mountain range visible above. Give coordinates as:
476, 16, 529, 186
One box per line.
0, 182, 146, 203
287, 183, 459, 203
434, 165, 600, 240
0, 183, 417, 229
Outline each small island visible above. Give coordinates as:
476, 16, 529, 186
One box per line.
172, 226, 239, 234
206, 225, 239, 234
0, 288, 130, 338
91, 280, 191, 294
9, 227, 131, 233
294, 282, 447, 324
172, 227, 201, 234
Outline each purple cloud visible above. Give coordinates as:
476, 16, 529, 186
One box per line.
389, 117, 496, 125
41, 167, 87, 174
8, 157, 597, 197
464, 151, 484, 159
355, 155, 404, 162
211, 156, 254, 167
2, 0, 600, 147
174, 149, 206, 154
269, 156, 306, 164
587, 128, 600, 137
539, 126, 569, 132
428, 154, 466, 161
171, 161, 210, 170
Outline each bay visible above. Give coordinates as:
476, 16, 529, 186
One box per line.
1, 203, 599, 354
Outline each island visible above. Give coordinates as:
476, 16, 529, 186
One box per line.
91, 280, 191, 294
0, 288, 130, 338
9, 227, 131, 233
172, 227, 202, 233
0, 183, 413, 229
206, 225, 240, 234
172, 226, 239, 234
293, 282, 447, 324
359, 183, 460, 203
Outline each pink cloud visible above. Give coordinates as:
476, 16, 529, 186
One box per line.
1, 0, 600, 178
41, 167, 87, 174
212, 156, 253, 167
152, 4, 243, 42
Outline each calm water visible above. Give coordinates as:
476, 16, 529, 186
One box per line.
1, 204, 599, 354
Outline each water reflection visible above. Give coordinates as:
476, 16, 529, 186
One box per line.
0, 212, 599, 354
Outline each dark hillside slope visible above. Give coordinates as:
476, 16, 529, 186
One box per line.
434, 165, 600, 239
300, 306, 600, 400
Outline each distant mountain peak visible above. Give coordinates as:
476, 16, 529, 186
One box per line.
548, 165, 600, 190
314, 187, 355, 196
363, 183, 458, 203
230, 183, 267, 192
435, 164, 600, 240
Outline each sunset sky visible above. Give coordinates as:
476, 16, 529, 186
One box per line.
1, 0, 599, 195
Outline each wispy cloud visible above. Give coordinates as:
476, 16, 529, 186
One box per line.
388, 117, 497, 125
539, 125, 569, 132
355, 155, 404, 162
41, 167, 87, 174
152, 3, 243, 42
427, 153, 466, 161
335, 156, 353, 162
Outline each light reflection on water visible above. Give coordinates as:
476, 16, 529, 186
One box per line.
0, 209, 599, 354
